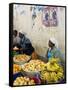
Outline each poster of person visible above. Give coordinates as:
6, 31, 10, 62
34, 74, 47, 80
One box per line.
42, 6, 50, 26
42, 6, 58, 27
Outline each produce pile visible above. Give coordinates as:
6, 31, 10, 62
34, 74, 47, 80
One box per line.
22, 59, 46, 72
13, 64, 21, 74
40, 58, 64, 84
13, 76, 35, 86
13, 55, 64, 85
13, 54, 31, 63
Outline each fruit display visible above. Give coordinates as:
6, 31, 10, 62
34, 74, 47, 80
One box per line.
40, 58, 64, 84
22, 59, 46, 72
13, 57, 64, 85
13, 64, 21, 74
13, 76, 35, 86
13, 54, 31, 63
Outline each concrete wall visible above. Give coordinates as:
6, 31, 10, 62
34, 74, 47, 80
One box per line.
13, 5, 65, 57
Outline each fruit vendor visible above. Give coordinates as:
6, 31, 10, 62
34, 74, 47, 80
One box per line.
19, 31, 34, 55
19, 32, 38, 59
46, 37, 65, 67
13, 30, 38, 58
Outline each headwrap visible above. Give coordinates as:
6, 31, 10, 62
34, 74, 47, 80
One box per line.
49, 37, 58, 48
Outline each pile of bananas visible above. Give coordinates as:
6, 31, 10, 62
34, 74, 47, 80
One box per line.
13, 76, 35, 86
40, 58, 64, 84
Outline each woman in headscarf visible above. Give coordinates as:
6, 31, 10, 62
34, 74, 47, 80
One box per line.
19, 31, 35, 56
46, 37, 65, 67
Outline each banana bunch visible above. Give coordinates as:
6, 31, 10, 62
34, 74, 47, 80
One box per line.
46, 58, 61, 72
46, 62, 60, 72
49, 58, 59, 64
40, 71, 51, 83
40, 58, 64, 84
40, 71, 64, 84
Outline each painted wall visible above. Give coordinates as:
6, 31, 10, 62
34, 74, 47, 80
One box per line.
13, 5, 65, 57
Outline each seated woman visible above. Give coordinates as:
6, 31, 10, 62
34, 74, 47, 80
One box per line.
19, 32, 38, 58
46, 37, 65, 67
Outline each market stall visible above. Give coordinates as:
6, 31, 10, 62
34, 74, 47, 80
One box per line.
13, 52, 65, 86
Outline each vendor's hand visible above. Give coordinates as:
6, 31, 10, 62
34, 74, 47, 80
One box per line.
13, 46, 19, 50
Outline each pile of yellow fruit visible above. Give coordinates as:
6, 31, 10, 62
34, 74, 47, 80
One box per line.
40, 58, 64, 83
13, 64, 21, 74
13, 54, 31, 62
22, 59, 46, 72
13, 76, 35, 86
